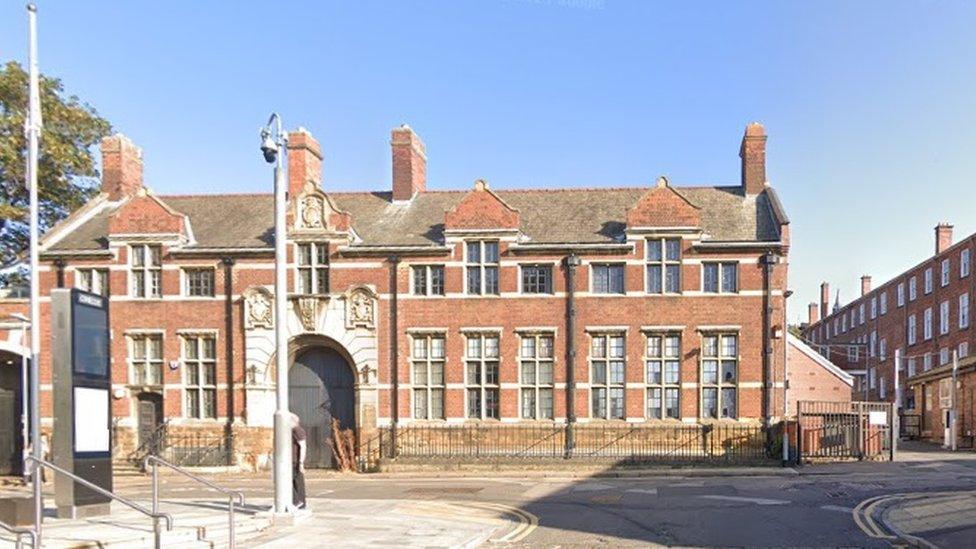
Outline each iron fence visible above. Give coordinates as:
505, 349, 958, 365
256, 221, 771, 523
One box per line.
163, 432, 233, 467
899, 413, 921, 440
378, 422, 769, 464
796, 400, 894, 462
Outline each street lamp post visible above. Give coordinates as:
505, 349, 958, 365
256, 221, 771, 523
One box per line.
260, 114, 293, 513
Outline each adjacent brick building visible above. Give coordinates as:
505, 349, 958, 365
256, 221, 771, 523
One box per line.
0, 123, 791, 470
802, 225, 976, 447
785, 333, 853, 416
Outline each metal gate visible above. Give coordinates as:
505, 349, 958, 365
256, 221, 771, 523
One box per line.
796, 401, 896, 462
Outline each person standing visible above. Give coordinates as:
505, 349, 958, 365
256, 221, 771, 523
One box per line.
290, 412, 307, 509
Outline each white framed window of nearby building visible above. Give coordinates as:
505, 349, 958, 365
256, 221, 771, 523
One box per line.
842, 316, 847, 333
848, 345, 859, 362
850, 310, 856, 328
466, 240, 500, 295
646, 238, 681, 294
701, 333, 738, 419
880, 338, 887, 361
130, 244, 162, 298
411, 265, 445, 296
959, 342, 969, 359
924, 308, 933, 340
880, 292, 887, 315
870, 331, 877, 358
183, 268, 215, 297
908, 314, 917, 345
942, 259, 951, 287
960, 293, 970, 329
940, 300, 950, 335
519, 333, 554, 420
128, 333, 163, 386
924, 268, 933, 294
859, 304, 865, 325
909, 276, 917, 301
940, 347, 950, 366
645, 333, 681, 419
411, 333, 445, 420
897, 282, 905, 307
521, 264, 554, 294
465, 333, 500, 420
703, 262, 738, 294
907, 357, 916, 377
962, 249, 971, 278
870, 297, 877, 319
182, 334, 217, 419
593, 263, 625, 295
76, 268, 109, 296
879, 376, 886, 399
297, 242, 329, 295
590, 333, 626, 419
869, 367, 876, 389
923, 352, 932, 371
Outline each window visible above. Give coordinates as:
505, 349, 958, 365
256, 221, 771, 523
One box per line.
924, 268, 933, 294
940, 347, 950, 366
960, 293, 970, 329
703, 262, 738, 293
924, 353, 932, 371
130, 244, 162, 298
465, 333, 500, 419
519, 333, 554, 419
880, 377, 886, 399
962, 249, 971, 278
646, 238, 681, 294
701, 334, 738, 419
897, 283, 905, 307
907, 357, 916, 377
869, 367, 876, 389
879, 338, 887, 361
908, 314, 917, 345
645, 334, 681, 419
183, 268, 215, 297
590, 334, 625, 419
870, 331, 877, 358
880, 292, 887, 315
841, 315, 847, 333
848, 345, 859, 362
412, 265, 445, 296
182, 334, 216, 419
959, 342, 969, 358
592, 264, 625, 294
521, 264, 553, 294
923, 308, 933, 340
909, 276, 917, 301
76, 268, 109, 296
466, 241, 499, 295
859, 304, 865, 325
941, 259, 951, 287
129, 333, 163, 385
870, 297, 877, 320
411, 334, 445, 420
297, 243, 329, 295
940, 301, 950, 335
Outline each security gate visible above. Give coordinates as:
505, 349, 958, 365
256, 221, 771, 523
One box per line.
796, 401, 896, 462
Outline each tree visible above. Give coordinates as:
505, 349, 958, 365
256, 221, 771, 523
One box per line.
0, 61, 111, 281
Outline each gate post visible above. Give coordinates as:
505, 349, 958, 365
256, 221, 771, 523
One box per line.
889, 404, 898, 462
796, 403, 803, 465
857, 402, 865, 460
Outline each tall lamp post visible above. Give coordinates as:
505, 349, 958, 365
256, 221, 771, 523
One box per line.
260, 114, 293, 513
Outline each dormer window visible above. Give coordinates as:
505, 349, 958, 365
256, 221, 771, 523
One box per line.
297, 243, 329, 295
646, 238, 681, 294
130, 244, 161, 298
465, 240, 499, 295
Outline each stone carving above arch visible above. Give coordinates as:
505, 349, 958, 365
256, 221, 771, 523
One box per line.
345, 285, 377, 330
296, 296, 322, 332
244, 286, 274, 330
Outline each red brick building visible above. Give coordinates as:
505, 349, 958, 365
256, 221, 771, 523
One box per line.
0, 122, 791, 470
802, 225, 976, 447
785, 333, 853, 416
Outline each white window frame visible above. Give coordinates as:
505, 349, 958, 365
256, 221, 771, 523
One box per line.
701, 333, 739, 419
645, 238, 681, 294
702, 262, 738, 294
941, 259, 951, 287
127, 332, 164, 386
76, 267, 109, 296
870, 297, 877, 320
465, 240, 500, 296
923, 308, 933, 340
296, 242, 329, 295
962, 249, 971, 278
897, 282, 905, 307
589, 333, 626, 420
182, 267, 216, 298
411, 264, 446, 296
129, 244, 162, 299
908, 314, 917, 345
960, 293, 970, 329
645, 333, 681, 420
519, 333, 555, 420
940, 300, 950, 335
924, 268, 933, 294
464, 333, 501, 420
411, 333, 446, 420
909, 276, 918, 301
880, 292, 887, 315
181, 333, 217, 419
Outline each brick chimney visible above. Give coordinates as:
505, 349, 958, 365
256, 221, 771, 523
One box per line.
808, 302, 820, 325
739, 122, 767, 195
101, 134, 143, 200
861, 275, 872, 297
287, 128, 323, 198
391, 125, 426, 201
935, 222, 954, 255
820, 282, 830, 321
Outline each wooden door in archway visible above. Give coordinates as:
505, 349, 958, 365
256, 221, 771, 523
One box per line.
289, 347, 355, 469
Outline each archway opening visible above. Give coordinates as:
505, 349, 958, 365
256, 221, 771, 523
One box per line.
0, 350, 25, 476
289, 346, 356, 469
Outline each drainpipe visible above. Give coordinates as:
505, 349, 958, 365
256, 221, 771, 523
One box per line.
564, 254, 580, 457
54, 258, 65, 288
761, 252, 775, 434
389, 255, 400, 458
221, 256, 236, 465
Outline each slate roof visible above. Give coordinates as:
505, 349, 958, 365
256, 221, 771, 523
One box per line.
47, 186, 786, 251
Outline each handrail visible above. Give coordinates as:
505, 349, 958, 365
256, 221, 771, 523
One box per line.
144, 455, 245, 548
26, 456, 173, 548
0, 519, 36, 549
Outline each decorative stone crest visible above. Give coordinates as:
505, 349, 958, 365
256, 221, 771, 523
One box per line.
244, 287, 273, 330
296, 296, 320, 332
345, 286, 376, 330
300, 195, 325, 229
359, 364, 375, 385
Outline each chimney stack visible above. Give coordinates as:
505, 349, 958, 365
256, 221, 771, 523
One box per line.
808, 302, 820, 325
820, 282, 830, 321
739, 122, 767, 195
935, 222, 954, 255
391, 125, 427, 201
101, 134, 143, 200
861, 275, 872, 296
287, 128, 323, 198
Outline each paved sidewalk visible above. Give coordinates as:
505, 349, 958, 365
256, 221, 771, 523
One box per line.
882, 491, 976, 548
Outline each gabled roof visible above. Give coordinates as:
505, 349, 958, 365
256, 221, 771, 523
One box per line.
787, 333, 855, 386
47, 185, 786, 251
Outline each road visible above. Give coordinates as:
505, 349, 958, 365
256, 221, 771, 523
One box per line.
103, 449, 976, 547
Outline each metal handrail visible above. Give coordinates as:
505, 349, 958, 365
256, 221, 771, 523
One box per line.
144, 455, 245, 548
0, 519, 36, 549
26, 456, 174, 548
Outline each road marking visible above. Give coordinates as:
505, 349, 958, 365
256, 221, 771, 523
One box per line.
698, 495, 790, 506
625, 488, 659, 495
464, 501, 539, 543
820, 504, 854, 513
395, 500, 538, 544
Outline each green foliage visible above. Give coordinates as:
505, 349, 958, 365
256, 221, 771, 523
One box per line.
0, 60, 111, 273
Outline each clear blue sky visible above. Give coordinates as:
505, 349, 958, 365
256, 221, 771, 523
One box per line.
2, 1, 975, 322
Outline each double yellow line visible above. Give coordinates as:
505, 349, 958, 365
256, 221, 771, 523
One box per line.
464, 501, 539, 543
398, 500, 539, 544
853, 492, 947, 548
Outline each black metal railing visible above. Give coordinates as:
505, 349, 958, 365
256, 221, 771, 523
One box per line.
379, 423, 769, 464
899, 413, 921, 440
164, 432, 233, 467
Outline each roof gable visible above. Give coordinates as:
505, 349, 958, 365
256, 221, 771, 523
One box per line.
108, 190, 186, 237
444, 180, 520, 232
626, 177, 701, 229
